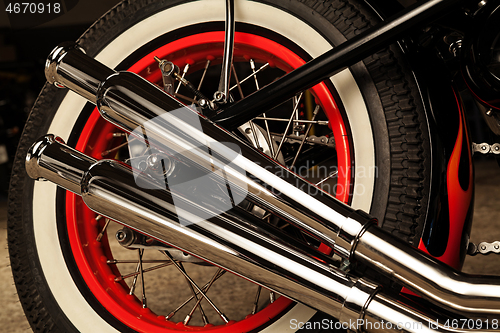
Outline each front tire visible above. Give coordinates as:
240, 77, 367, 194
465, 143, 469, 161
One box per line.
8, 0, 431, 332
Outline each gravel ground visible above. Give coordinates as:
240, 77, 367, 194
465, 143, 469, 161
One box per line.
1, 159, 500, 332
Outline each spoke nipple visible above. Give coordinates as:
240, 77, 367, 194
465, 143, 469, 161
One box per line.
114, 276, 123, 282
166, 312, 175, 320
183, 315, 191, 325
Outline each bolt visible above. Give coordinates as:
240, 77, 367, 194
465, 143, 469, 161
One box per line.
214, 91, 225, 102
115, 228, 136, 247
198, 99, 208, 108
163, 62, 173, 73
339, 260, 350, 272
245, 128, 252, 134
116, 230, 126, 241
486, 108, 493, 117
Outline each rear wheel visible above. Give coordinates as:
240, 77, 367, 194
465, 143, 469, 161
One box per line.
8, 0, 431, 332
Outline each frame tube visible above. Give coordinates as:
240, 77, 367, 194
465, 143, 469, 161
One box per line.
211, 0, 461, 129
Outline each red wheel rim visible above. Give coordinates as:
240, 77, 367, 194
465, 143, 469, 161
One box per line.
65, 31, 352, 332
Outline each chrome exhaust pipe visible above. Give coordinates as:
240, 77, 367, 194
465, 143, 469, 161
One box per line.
42, 43, 500, 320
27, 135, 476, 332
46, 43, 372, 259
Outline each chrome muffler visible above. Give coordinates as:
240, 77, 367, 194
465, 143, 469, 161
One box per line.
27, 134, 471, 333
34, 42, 500, 322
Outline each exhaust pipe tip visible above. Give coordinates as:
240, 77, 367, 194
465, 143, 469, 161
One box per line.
26, 135, 63, 180
26, 134, 97, 195
45, 42, 86, 88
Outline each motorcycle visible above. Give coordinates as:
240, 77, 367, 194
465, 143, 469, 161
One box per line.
8, 0, 500, 331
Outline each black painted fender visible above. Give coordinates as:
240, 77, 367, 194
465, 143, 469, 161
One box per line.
363, 0, 474, 269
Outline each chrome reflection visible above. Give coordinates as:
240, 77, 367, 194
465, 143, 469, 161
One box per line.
27, 135, 474, 332
38, 41, 500, 322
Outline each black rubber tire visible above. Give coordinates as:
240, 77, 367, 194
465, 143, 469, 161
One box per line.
8, 0, 431, 332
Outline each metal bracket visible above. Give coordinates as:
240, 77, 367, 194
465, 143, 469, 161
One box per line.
154, 56, 179, 95
116, 227, 207, 263
214, 0, 235, 104
472, 142, 500, 154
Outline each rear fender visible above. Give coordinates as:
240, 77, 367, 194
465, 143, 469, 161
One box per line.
364, 0, 474, 269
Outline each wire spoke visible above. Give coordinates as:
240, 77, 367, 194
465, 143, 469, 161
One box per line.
175, 63, 190, 94
251, 285, 262, 315
184, 268, 224, 325
180, 260, 210, 325
231, 64, 262, 150
165, 253, 210, 325
253, 117, 329, 125
163, 251, 229, 323
231, 64, 244, 99
138, 249, 147, 308
101, 141, 128, 157
290, 105, 320, 168
129, 254, 141, 295
250, 59, 275, 158
165, 270, 226, 320
107, 259, 171, 264
101, 136, 138, 157
293, 95, 300, 136
229, 62, 269, 92
278, 222, 290, 230
273, 92, 303, 160
96, 218, 111, 242
114, 261, 175, 281
195, 59, 211, 100
173, 92, 197, 104
315, 170, 339, 186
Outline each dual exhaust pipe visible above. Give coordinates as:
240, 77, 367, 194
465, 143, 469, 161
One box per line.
26, 43, 500, 331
